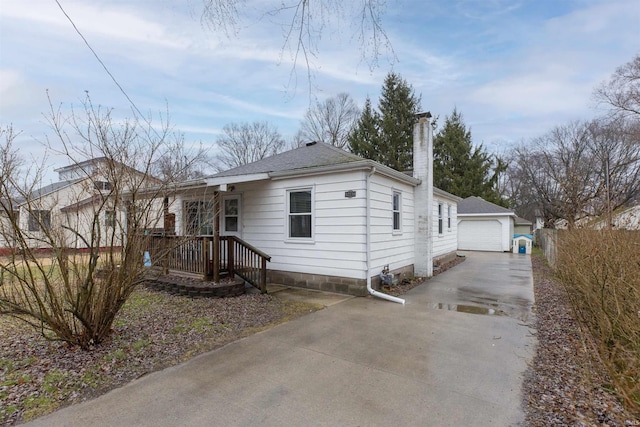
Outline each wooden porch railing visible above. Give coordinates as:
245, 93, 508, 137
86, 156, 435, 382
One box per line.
222, 236, 271, 293
143, 234, 271, 293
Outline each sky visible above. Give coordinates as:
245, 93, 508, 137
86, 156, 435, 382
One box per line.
0, 0, 639, 184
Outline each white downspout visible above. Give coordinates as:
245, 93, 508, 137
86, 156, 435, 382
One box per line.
366, 166, 405, 305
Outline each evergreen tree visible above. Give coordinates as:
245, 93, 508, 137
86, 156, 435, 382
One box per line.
347, 97, 379, 159
377, 72, 421, 171
433, 108, 506, 204
349, 72, 421, 171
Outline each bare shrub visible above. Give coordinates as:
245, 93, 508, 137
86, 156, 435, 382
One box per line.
0, 96, 206, 350
555, 229, 640, 414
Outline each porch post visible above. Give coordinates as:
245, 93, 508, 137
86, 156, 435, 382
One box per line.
227, 237, 235, 278
260, 257, 267, 294
213, 191, 220, 282
202, 236, 210, 281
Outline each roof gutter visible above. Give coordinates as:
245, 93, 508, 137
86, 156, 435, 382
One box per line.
366, 166, 405, 305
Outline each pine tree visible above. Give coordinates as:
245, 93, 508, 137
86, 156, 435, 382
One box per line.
349, 72, 421, 171
433, 108, 506, 204
347, 97, 379, 159
377, 72, 421, 171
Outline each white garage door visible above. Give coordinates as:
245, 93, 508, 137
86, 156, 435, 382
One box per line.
458, 219, 503, 251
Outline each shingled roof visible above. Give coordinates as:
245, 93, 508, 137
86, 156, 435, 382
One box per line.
209, 142, 363, 178
457, 196, 514, 215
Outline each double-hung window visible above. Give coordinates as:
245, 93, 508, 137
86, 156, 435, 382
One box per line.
438, 203, 443, 235
447, 205, 452, 230
288, 189, 312, 239
185, 201, 214, 235
223, 196, 241, 235
392, 191, 401, 232
28, 210, 51, 232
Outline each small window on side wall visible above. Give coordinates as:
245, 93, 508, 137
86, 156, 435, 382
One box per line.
447, 205, 452, 230
438, 203, 443, 235
288, 189, 312, 239
392, 191, 401, 232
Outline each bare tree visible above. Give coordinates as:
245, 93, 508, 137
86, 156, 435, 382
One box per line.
508, 118, 640, 228
215, 121, 285, 171
289, 129, 307, 150
296, 93, 359, 149
585, 117, 640, 225
511, 121, 599, 228
200, 0, 394, 78
151, 133, 212, 182
0, 95, 205, 349
594, 54, 640, 119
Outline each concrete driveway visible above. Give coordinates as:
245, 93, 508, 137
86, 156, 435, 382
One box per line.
28, 251, 536, 427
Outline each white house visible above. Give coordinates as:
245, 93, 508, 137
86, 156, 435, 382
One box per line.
161, 113, 459, 297
592, 204, 640, 230
0, 158, 156, 253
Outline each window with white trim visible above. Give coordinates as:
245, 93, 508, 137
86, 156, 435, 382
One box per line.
392, 191, 401, 232
185, 200, 214, 235
288, 189, 312, 239
438, 203, 443, 235
447, 205, 452, 230
222, 196, 241, 235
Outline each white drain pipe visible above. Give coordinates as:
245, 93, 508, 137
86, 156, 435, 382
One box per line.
366, 167, 405, 305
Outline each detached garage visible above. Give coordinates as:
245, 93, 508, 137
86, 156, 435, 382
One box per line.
457, 197, 515, 252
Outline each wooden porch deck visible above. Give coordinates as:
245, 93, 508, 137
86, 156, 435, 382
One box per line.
142, 234, 271, 294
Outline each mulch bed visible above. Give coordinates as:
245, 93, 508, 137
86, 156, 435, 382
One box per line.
0, 289, 320, 426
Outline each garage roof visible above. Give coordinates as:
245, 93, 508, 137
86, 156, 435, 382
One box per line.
458, 196, 514, 215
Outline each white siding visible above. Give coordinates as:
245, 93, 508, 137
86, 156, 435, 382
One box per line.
235, 171, 369, 279
13, 170, 155, 250
369, 174, 415, 276
18, 180, 86, 248
175, 171, 419, 281
432, 195, 458, 257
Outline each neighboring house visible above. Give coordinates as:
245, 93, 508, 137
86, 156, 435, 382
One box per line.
0, 199, 18, 252
514, 216, 533, 235
592, 204, 640, 230
1, 158, 156, 252
161, 114, 458, 296
457, 196, 516, 252
548, 204, 640, 231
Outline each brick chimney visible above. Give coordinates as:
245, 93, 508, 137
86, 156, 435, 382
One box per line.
413, 112, 433, 278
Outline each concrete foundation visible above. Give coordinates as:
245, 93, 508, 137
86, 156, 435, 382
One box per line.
267, 264, 415, 296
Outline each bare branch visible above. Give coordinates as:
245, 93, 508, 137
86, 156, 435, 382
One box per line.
594, 54, 640, 119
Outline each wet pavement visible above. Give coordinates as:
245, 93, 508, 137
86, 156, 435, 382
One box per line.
419, 251, 534, 322
28, 251, 536, 427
